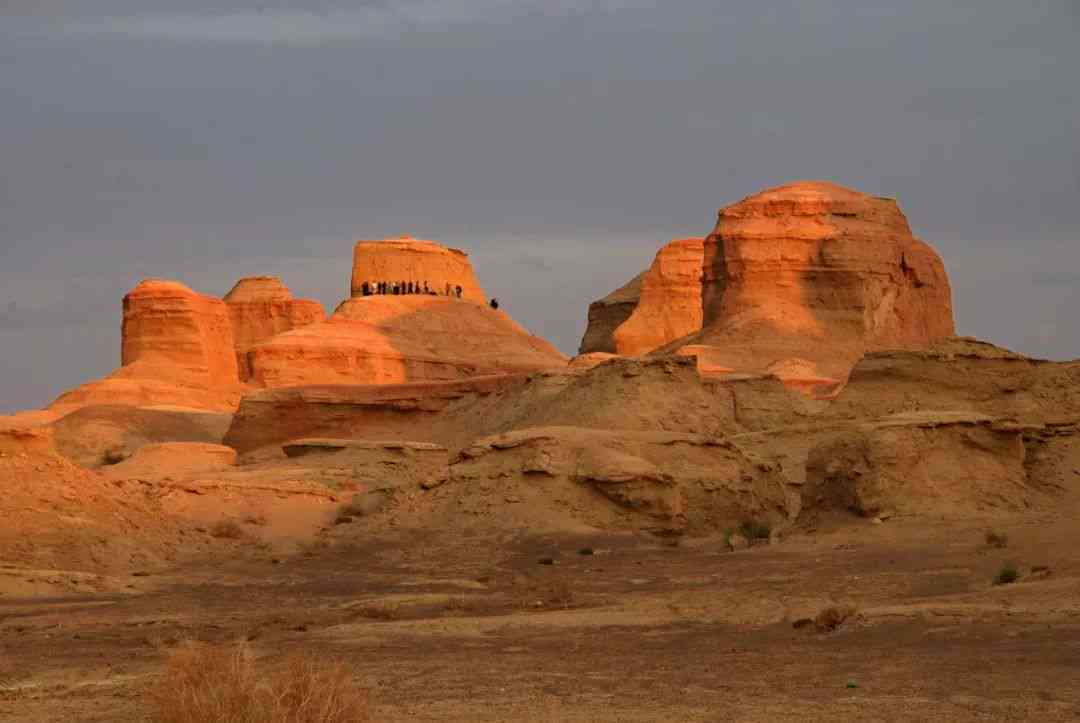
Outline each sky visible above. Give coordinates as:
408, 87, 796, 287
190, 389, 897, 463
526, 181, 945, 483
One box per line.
1, 1, 1078, 412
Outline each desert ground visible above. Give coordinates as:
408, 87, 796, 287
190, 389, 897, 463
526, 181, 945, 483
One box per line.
4, 502, 1080, 722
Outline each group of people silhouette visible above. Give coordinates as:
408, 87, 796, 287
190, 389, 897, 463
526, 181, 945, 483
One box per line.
358, 280, 500, 309
359, 280, 463, 297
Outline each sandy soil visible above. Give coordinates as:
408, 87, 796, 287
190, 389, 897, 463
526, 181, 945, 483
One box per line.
4, 510, 1080, 722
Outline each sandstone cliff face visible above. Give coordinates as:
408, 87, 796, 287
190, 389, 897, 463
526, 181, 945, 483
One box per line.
612, 238, 704, 356
224, 276, 325, 381
245, 295, 566, 388
50, 279, 243, 413
578, 273, 643, 354
579, 181, 955, 386
351, 237, 485, 302
120, 279, 240, 390
695, 181, 953, 370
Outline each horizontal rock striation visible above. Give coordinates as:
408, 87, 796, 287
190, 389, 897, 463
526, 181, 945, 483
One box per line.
245, 295, 566, 388
224, 276, 325, 382
351, 237, 485, 302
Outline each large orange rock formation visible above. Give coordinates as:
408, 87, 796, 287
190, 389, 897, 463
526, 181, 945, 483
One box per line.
352, 236, 485, 302
224, 276, 325, 381
50, 279, 243, 413
578, 274, 643, 355
580, 181, 955, 384
246, 294, 566, 387
611, 237, 704, 356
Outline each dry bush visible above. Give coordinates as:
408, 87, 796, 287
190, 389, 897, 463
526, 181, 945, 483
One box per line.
993, 563, 1020, 586
210, 519, 245, 539
150, 640, 368, 723
813, 604, 858, 632
984, 531, 1009, 549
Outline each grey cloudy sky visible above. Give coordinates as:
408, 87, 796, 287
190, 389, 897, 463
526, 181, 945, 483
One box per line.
2, 1, 1078, 412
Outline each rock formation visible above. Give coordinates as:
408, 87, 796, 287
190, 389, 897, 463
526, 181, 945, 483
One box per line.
223, 276, 325, 381
578, 273, 643, 354
611, 237, 704, 356
120, 279, 239, 388
243, 238, 565, 388
245, 295, 566, 388
580, 181, 955, 386
352, 236, 485, 302
49, 279, 244, 413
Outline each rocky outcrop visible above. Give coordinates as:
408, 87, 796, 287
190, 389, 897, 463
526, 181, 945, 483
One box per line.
245, 295, 566, 388
580, 181, 955, 387
224, 375, 530, 454
689, 180, 954, 379
351, 237, 485, 302
612, 238, 704, 356
831, 338, 1080, 424
50, 279, 243, 413
449, 426, 794, 533
802, 414, 1036, 518
578, 273, 643, 354
224, 276, 325, 382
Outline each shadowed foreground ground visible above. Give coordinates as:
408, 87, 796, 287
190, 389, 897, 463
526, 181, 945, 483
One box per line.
3, 511, 1080, 722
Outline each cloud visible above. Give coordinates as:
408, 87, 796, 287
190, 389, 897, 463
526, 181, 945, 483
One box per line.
1032, 270, 1080, 287
37, 2, 632, 45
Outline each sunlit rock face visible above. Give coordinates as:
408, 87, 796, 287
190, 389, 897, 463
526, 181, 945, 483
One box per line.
580, 181, 955, 389
246, 239, 566, 388
612, 237, 705, 356
699, 180, 953, 352
49, 279, 244, 413
224, 276, 325, 382
351, 236, 486, 303
120, 279, 240, 389
578, 273, 643, 355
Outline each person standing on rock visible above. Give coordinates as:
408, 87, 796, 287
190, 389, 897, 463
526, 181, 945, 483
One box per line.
490, 298, 499, 310
455, 285, 463, 298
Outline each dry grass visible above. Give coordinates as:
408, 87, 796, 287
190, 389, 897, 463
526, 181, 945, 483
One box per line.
149, 640, 368, 723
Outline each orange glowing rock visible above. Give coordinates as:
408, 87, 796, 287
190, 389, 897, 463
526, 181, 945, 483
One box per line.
50, 279, 243, 413
351, 236, 486, 302
581, 181, 955, 382
224, 276, 325, 381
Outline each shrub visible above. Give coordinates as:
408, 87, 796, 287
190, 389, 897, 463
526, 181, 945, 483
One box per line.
814, 604, 858, 632
985, 531, 1008, 549
149, 640, 368, 723
210, 520, 244, 540
993, 564, 1020, 586
101, 446, 129, 466
739, 520, 771, 541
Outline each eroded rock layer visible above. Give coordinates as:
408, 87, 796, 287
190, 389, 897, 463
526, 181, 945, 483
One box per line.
245, 295, 566, 388
690, 180, 954, 379
50, 279, 243, 413
224, 276, 325, 381
612, 238, 704, 356
578, 273, 643, 354
580, 181, 955, 386
351, 237, 485, 302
